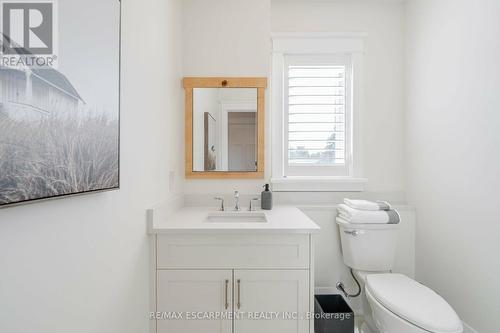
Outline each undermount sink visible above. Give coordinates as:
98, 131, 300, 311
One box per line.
205, 212, 268, 223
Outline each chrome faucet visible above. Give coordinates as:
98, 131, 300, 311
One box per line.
214, 197, 225, 211
233, 191, 240, 211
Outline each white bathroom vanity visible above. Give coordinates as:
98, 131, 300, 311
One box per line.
148, 205, 320, 333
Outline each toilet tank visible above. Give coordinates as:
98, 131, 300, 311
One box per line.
337, 219, 400, 271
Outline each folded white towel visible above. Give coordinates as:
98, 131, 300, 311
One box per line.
344, 199, 391, 211
337, 204, 400, 224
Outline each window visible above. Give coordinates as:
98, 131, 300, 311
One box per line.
284, 55, 351, 177
271, 34, 366, 191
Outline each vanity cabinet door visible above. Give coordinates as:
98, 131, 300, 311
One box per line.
233, 270, 310, 333
157, 270, 232, 333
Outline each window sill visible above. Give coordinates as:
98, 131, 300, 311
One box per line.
271, 177, 367, 192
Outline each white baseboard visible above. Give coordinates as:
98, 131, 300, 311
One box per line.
463, 321, 479, 333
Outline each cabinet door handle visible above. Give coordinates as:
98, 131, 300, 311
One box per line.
224, 279, 229, 310
237, 279, 241, 309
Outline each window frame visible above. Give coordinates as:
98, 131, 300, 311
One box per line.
271, 33, 367, 191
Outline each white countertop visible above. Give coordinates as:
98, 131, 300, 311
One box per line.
150, 206, 321, 234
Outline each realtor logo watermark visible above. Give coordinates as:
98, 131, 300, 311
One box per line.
0, 0, 58, 68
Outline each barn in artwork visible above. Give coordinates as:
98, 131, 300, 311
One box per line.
0, 64, 83, 121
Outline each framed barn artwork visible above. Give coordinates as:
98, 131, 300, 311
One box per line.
0, 0, 121, 207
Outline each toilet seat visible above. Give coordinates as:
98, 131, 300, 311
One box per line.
366, 274, 463, 333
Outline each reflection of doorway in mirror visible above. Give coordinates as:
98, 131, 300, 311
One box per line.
204, 112, 217, 171
192, 87, 258, 172
220, 98, 257, 172
228, 112, 257, 171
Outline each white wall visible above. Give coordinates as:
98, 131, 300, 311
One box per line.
182, 0, 272, 194
0, 0, 184, 332
405, 0, 500, 332
272, 0, 406, 193
183, 0, 406, 195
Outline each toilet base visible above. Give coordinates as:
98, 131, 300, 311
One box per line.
351, 270, 382, 333
360, 321, 377, 333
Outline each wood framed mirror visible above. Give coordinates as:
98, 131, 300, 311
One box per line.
184, 77, 267, 179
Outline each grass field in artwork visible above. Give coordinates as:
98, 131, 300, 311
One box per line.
0, 113, 119, 205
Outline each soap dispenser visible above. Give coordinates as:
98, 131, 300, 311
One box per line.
261, 184, 273, 210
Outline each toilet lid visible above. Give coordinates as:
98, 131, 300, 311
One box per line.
366, 274, 463, 333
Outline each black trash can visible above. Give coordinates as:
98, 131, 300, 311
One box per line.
314, 294, 354, 333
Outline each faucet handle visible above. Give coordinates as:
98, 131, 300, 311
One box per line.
214, 197, 225, 211
233, 191, 240, 211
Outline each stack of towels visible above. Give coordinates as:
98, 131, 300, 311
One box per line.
337, 199, 400, 224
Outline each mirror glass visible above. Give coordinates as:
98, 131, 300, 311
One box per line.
192, 88, 258, 172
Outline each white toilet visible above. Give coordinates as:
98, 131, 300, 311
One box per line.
337, 219, 463, 333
